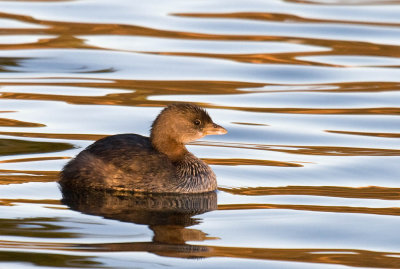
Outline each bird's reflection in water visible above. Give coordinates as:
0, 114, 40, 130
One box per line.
61, 188, 217, 258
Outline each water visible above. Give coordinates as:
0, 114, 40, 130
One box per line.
1, 0, 400, 268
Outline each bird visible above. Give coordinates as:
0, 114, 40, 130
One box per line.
59, 103, 227, 193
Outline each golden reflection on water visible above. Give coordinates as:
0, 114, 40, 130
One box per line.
0, 117, 45, 127
219, 203, 400, 217
0, 199, 61, 206
0, 138, 73, 156
2, 79, 400, 118
221, 185, 400, 200
326, 130, 400, 138
1, 186, 400, 267
0, 156, 68, 164
57, 189, 400, 267
0, 131, 107, 141
1, 237, 399, 268
0, 170, 58, 185
205, 158, 303, 167
2, 8, 400, 69
194, 141, 400, 156
173, 11, 400, 27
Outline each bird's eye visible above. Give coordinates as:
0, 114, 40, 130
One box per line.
194, 119, 201, 125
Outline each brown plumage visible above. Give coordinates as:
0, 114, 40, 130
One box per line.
59, 103, 227, 193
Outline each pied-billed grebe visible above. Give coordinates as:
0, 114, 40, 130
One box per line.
59, 103, 227, 193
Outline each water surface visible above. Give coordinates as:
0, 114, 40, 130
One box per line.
1, 0, 400, 268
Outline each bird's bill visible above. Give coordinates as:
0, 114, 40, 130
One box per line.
203, 123, 228, 135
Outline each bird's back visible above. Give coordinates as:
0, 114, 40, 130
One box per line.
59, 134, 177, 192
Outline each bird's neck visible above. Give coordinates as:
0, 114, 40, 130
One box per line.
151, 135, 188, 162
